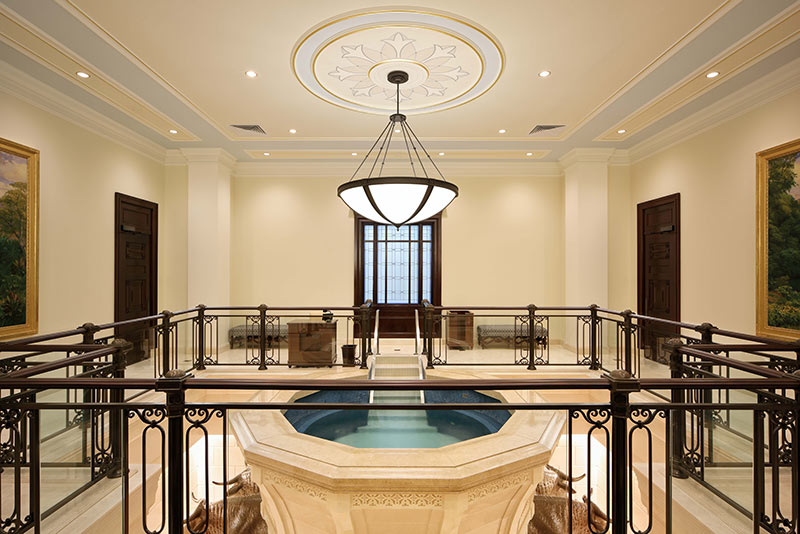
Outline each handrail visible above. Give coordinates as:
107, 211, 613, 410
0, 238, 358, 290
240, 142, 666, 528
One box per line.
0, 375, 797, 391
2, 301, 798, 358
677, 345, 798, 380
372, 309, 380, 355
414, 308, 421, 355
3, 345, 119, 379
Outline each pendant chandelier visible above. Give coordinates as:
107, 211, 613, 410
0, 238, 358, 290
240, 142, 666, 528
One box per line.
338, 70, 458, 227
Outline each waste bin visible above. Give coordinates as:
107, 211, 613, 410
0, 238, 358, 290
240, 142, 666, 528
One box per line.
341, 344, 356, 367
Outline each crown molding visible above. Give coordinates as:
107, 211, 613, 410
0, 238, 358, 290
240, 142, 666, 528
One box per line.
608, 149, 631, 166
0, 58, 167, 163
233, 160, 563, 178
179, 148, 236, 170
164, 148, 186, 166
628, 56, 800, 164
558, 148, 618, 170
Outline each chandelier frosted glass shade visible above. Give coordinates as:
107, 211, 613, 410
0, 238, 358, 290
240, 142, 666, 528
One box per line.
338, 70, 459, 227
338, 177, 458, 226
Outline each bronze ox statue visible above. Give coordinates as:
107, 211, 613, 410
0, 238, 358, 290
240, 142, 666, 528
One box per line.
186, 469, 269, 534
528, 465, 610, 534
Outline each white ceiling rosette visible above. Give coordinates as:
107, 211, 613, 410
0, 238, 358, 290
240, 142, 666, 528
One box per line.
292, 9, 504, 115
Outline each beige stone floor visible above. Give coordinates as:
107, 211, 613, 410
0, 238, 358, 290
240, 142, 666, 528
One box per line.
9, 341, 790, 533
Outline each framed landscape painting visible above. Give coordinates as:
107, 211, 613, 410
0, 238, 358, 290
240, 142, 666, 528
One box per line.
0, 138, 38, 340
757, 137, 800, 340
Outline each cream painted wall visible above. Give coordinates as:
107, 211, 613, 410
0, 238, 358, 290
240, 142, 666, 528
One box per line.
230, 175, 354, 306
0, 91, 166, 334
229, 172, 565, 308
608, 164, 634, 311
630, 88, 800, 334
162, 164, 188, 311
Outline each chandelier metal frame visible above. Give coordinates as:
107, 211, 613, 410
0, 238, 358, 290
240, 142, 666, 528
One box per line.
337, 70, 459, 227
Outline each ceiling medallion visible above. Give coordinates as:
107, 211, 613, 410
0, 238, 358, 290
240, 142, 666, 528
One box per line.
338, 70, 458, 226
293, 9, 503, 114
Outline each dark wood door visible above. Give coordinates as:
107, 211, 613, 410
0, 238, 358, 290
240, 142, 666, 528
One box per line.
115, 193, 157, 364
638, 193, 680, 361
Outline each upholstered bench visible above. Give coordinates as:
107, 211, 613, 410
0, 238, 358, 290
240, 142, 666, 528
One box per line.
229, 323, 288, 348
476, 323, 548, 349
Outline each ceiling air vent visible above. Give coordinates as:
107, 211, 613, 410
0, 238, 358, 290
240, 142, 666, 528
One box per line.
230, 124, 267, 135
528, 124, 565, 136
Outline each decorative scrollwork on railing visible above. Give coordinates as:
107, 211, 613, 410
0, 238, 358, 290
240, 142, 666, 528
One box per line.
568, 407, 611, 534
128, 408, 167, 534
245, 315, 260, 365
514, 315, 529, 365
628, 408, 667, 534
184, 407, 225, 534
265, 315, 281, 365
0, 406, 32, 533
431, 314, 445, 364
577, 315, 592, 366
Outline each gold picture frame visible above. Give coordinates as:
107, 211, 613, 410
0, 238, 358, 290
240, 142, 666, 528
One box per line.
756, 137, 800, 340
0, 137, 38, 340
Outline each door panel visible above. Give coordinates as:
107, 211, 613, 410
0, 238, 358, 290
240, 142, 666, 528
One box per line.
115, 193, 157, 364
638, 194, 680, 361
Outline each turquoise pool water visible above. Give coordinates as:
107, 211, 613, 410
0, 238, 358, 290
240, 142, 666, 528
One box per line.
284, 389, 510, 449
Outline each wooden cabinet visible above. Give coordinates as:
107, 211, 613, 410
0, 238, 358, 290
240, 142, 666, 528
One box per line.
447, 311, 474, 350
288, 320, 337, 367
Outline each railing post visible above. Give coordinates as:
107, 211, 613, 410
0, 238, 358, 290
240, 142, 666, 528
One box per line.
160, 310, 173, 376
29, 408, 40, 534
527, 304, 537, 371
360, 304, 370, 370
80, 322, 99, 463
108, 338, 131, 479
589, 304, 600, 370
607, 369, 640, 534
156, 369, 188, 534
195, 304, 206, 371
425, 305, 434, 370
622, 309, 633, 374
697, 323, 715, 463
666, 339, 688, 479
258, 304, 268, 370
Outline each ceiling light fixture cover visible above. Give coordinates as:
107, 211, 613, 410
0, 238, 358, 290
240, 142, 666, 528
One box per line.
338, 70, 458, 227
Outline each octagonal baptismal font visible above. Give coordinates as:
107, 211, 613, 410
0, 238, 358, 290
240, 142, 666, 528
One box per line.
231, 369, 565, 534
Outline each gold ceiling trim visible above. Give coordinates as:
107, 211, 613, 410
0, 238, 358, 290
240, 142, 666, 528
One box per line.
291, 8, 504, 116
0, 7, 200, 142
595, 3, 800, 142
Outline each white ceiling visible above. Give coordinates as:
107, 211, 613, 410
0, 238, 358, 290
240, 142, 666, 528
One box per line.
0, 0, 798, 162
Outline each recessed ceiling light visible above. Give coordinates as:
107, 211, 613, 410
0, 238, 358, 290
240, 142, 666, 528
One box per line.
289, 128, 297, 134
351, 152, 358, 156
245, 70, 258, 78
395, 129, 401, 133
168, 129, 178, 134
617, 129, 627, 134
438, 152, 445, 156
706, 71, 719, 79
498, 129, 506, 134
76, 71, 90, 79
526, 152, 533, 156
263, 152, 270, 156
538, 70, 551, 78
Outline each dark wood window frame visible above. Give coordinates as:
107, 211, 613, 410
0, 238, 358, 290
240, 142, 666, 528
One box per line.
354, 215, 442, 307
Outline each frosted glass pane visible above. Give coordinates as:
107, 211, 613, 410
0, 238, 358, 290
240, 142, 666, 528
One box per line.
411, 242, 419, 302
377, 242, 386, 304
364, 225, 374, 241
378, 226, 386, 240
364, 241, 373, 302
422, 225, 432, 241
386, 241, 410, 303
422, 242, 432, 301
